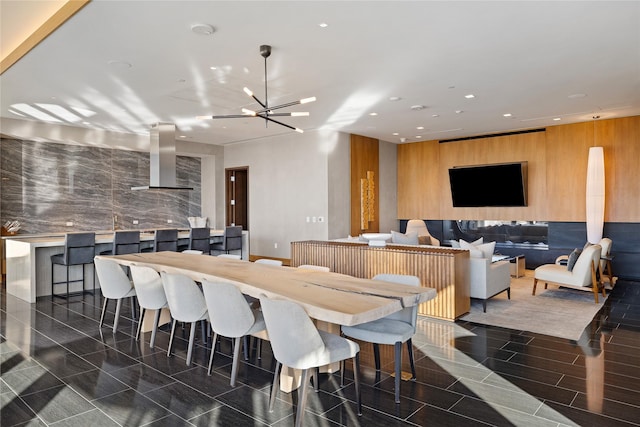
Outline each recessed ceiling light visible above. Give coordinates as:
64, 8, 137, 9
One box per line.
455, 110, 463, 114
388, 96, 402, 102
191, 23, 215, 35
210, 66, 217, 70
553, 117, 561, 121
415, 136, 422, 139
568, 93, 587, 99
416, 126, 424, 130
503, 113, 512, 117
432, 114, 439, 118
464, 94, 475, 99
369, 112, 378, 116
180, 135, 186, 138
319, 22, 328, 28
392, 132, 399, 136
410, 105, 425, 111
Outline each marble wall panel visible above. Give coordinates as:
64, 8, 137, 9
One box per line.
1, 138, 201, 234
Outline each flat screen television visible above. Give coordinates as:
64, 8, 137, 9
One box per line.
448, 162, 528, 207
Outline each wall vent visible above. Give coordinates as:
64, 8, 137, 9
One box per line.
439, 128, 546, 143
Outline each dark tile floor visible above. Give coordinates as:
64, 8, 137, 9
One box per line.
2, 278, 640, 426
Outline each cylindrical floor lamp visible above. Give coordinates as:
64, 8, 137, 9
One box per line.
586, 146, 605, 244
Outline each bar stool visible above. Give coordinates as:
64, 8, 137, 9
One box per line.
51, 232, 96, 299
210, 226, 242, 256
142, 229, 178, 252
101, 230, 140, 255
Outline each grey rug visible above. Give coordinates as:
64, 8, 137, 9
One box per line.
460, 272, 608, 341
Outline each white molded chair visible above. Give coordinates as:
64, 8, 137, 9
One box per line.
182, 250, 203, 255
341, 273, 420, 404
161, 272, 209, 365
405, 219, 440, 246
534, 244, 604, 303
259, 295, 362, 426
95, 257, 137, 334
297, 264, 330, 272
129, 265, 168, 348
201, 281, 267, 386
255, 258, 283, 266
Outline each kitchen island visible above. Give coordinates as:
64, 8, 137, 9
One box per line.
3, 229, 249, 303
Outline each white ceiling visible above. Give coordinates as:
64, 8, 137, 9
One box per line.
1, 1, 639, 147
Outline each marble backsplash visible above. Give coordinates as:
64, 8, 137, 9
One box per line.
1, 138, 201, 235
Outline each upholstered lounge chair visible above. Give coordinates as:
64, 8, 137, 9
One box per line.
405, 219, 440, 246
469, 257, 511, 312
533, 244, 605, 303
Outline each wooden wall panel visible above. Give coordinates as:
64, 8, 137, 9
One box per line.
350, 134, 379, 236
395, 115, 640, 223
602, 116, 640, 222
397, 140, 440, 219
438, 132, 547, 220
545, 122, 592, 221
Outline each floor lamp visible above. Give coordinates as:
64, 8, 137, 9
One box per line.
586, 145, 605, 244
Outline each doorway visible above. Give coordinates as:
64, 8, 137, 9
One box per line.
225, 167, 248, 229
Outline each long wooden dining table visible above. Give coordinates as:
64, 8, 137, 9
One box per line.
96, 251, 437, 391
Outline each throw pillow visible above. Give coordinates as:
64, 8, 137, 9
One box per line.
459, 237, 483, 247
567, 249, 582, 271
418, 235, 431, 245
391, 230, 419, 245
460, 240, 496, 259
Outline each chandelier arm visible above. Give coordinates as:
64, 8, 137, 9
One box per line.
203, 114, 252, 119
258, 114, 298, 132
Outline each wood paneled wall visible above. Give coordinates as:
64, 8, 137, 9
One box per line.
350, 134, 379, 236
397, 116, 640, 222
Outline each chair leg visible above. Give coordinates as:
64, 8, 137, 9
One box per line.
296, 369, 310, 427
394, 341, 402, 404
354, 353, 362, 416
150, 309, 161, 348
186, 321, 197, 366
340, 359, 345, 387
532, 278, 538, 295
507, 288, 511, 300
257, 338, 262, 359
167, 319, 177, 357
243, 336, 249, 360
373, 343, 381, 371
135, 307, 146, 341
113, 298, 123, 333
207, 332, 219, 375
200, 320, 207, 345
269, 361, 282, 412
99, 297, 109, 328
66, 265, 70, 298
231, 337, 242, 387
407, 339, 417, 380
313, 367, 320, 392
482, 300, 487, 313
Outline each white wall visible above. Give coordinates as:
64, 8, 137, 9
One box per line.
224, 129, 345, 258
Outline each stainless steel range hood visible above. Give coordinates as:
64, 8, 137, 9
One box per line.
131, 123, 193, 190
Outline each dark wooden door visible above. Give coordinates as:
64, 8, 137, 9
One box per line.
225, 167, 248, 229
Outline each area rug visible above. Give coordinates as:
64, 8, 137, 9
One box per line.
459, 271, 608, 341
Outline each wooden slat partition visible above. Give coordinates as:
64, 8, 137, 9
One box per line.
291, 241, 470, 320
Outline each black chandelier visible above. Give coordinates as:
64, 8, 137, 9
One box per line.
198, 45, 315, 133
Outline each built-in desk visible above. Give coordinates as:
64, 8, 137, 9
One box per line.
4, 229, 249, 303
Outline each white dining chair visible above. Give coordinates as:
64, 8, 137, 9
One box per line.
255, 258, 283, 266
160, 272, 209, 366
201, 280, 267, 386
129, 265, 168, 348
259, 294, 362, 426
341, 273, 420, 404
297, 264, 330, 272
217, 254, 242, 260
95, 257, 137, 334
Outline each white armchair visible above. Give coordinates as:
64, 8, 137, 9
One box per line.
469, 257, 511, 312
533, 244, 604, 303
406, 219, 440, 246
